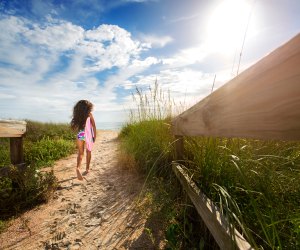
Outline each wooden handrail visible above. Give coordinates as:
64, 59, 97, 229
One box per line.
172, 33, 300, 141
0, 119, 27, 138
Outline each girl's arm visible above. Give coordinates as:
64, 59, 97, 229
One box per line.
89, 113, 97, 141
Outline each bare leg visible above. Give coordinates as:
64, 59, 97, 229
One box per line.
76, 139, 85, 180
86, 150, 91, 172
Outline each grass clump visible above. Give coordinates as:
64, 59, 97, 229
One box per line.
120, 119, 174, 175
184, 137, 300, 249
119, 82, 300, 249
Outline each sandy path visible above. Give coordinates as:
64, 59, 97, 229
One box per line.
0, 131, 164, 250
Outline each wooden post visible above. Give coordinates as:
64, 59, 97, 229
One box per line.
10, 137, 24, 165
175, 135, 184, 161
0, 119, 27, 167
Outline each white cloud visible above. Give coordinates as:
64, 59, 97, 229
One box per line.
0, 15, 146, 73
85, 24, 119, 42
0, 13, 232, 124
131, 56, 160, 68
121, 67, 234, 115
0, 15, 159, 123
0, 16, 28, 42
81, 24, 146, 71
0, 15, 146, 72
0, 93, 16, 99
167, 13, 200, 24
0, 16, 34, 68
26, 21, 85, 51
162, 46, 208, 67
133, 68, 210, 95
139, 34, 173, 48
101, 56, 160, 94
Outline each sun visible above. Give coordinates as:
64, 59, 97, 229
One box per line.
205, 0, 254, 54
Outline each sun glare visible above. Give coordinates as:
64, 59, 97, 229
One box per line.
205, 0, 254, 54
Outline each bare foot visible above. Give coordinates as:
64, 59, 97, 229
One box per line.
76, 168, 83, 180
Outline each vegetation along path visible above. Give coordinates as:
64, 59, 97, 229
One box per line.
0, 131, 163, 250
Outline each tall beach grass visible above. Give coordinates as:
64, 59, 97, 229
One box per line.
119, 82, 300, 249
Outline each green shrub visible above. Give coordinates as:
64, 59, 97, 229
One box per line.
24, 137, 75, 168
0, 165, 57, 219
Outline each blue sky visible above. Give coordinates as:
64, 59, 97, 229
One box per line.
0, 0, 299, 125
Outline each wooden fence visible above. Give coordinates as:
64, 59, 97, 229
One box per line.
173, 33, 300, 141
171, 33, 300, 250
0, 120, 27, 176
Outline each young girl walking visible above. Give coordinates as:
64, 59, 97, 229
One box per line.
71, 100, 97, 180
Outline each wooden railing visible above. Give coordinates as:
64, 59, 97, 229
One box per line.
173, 34, 300, 141
0, 120, 27, 176
171, 33, 300, 250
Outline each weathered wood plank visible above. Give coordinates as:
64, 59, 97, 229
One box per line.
0, 120, 27, 137
10, 137, 24, 165
173, 164, 253, 250
172, 33, 300, 140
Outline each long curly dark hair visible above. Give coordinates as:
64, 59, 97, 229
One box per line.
71, 100, 93, 131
